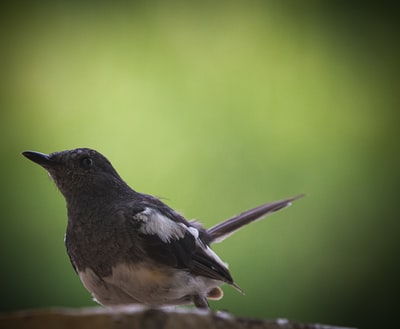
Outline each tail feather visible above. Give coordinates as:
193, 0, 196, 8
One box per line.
207, 194, 304, 244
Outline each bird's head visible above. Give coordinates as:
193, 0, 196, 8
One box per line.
22, 148, 128, 201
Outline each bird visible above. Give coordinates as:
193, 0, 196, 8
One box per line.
22, 148, 302, 309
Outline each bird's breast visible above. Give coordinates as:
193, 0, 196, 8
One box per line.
65, 217, 135, 277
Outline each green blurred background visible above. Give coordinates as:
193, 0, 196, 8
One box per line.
1, 1, 398, 328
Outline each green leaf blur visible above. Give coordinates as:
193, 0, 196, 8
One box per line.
1, 2, 398, 329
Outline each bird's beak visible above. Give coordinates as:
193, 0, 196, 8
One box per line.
22, 151, 53, 167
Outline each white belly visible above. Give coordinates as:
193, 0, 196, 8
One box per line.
78, 263, 222, 306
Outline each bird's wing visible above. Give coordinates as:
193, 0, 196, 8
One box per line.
129, 197, 235, 286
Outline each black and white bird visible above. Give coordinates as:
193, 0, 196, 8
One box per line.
22, 148, 302, 309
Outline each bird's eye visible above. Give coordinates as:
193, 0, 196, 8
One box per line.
81, 157, 94, 169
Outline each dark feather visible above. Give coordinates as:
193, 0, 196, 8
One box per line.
206, 195, 304, 244
138, 231, 196, 268
191, 248, 234, 284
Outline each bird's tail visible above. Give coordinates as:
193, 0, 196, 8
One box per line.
207, 194, 304, 244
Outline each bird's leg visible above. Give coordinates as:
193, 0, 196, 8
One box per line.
192, 295, 210, 309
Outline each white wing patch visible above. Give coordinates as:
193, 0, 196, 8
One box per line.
136, 207, 187, 243
204, 245, 228, 271
186, 225, 199, 239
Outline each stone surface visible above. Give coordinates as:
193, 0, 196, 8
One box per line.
0, 306, 356, 329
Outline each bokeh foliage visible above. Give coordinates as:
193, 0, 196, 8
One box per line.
0, 2, 398, 329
